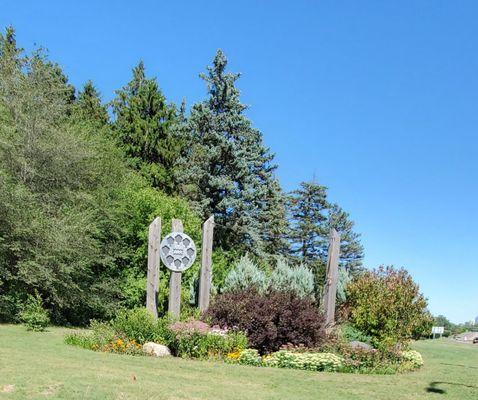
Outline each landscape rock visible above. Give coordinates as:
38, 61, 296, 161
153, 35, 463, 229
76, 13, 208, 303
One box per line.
143, 342, 171, 357
349, 341, 372, 350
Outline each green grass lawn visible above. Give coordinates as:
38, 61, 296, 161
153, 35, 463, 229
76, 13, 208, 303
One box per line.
1, 324, 477, 399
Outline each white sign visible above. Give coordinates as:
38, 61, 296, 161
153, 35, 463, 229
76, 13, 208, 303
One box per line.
160, 232, 196, 272
431, 326, 444, 334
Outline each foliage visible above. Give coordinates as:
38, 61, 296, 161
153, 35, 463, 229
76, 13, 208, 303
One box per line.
73, 80, 109, 127
18, 292, 50, 331
287, 181, 364, 300
205, 288, 325, 354
178, 50, 280, 257
227, 348, 262, 366
259, 179, 290, 259
5, 325, 467, 398
345, 266, 432, 349
339, 324, 372, 345
110, 308, 158, 344
327, 203, 364, 277
269, 257, 315, 298
223, 254, 267, 294
336, 267, 351, 303
65, 310, 247, 360
401, 350, 424, 369
111, 61, 181, 193
168, 319, 248, 359
264, 350, 343, 371
65, 320, 143, 355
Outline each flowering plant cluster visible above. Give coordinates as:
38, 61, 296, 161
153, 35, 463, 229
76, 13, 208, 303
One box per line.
401, 350, 424, 368
227, 349, 343, 371
101, 337, 143, 355
169, 319, 247, 359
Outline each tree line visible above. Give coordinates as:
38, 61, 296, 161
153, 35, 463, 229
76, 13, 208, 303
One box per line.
0, 27, 363, 324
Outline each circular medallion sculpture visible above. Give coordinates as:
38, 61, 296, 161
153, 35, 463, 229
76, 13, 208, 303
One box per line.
159, 232, 197, 272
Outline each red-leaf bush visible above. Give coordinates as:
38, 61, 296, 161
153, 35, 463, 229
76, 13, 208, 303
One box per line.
205, 289, 325, 354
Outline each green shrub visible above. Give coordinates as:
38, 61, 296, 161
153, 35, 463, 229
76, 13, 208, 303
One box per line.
236, 349, 262, 366
111, 308, 158, 344
223, 255, 267, 294
401, 350, 424, 369
65, 320, 116, 350
345, 266, 432, 349
339, 324, 372, 344
269, 258, 314, 298
19, 293, 50, 331
168, 319, 248, 359
267, 351, 343, 371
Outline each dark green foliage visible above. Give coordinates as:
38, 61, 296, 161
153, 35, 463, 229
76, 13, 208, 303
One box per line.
287, 181, 364, 298
179, 50, 280, 256
73, 80, 109, 126
0, 28, 201, 325
339, 323, 372, 344
327, 203, 364, 276
111, 308, 158, 344
19, 292, 50, 331
112, 61, 181, 193
205, 288, 326, 354
260, 179, 290, 259
287, 181, 329, 292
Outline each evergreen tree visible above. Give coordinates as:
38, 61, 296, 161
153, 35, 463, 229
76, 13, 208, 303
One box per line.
180, 50, 277, 254
288, 181, 329, 263
74, 80, 109, 126
287, 181, 329, 294
260, 178, 290, 258
111, 61, 180, 193
327, 203, 364, 276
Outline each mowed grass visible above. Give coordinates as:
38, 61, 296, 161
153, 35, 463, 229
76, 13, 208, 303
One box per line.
1, 324, 477, 400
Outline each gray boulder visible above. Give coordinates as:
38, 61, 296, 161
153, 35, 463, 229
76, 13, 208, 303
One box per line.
349, 341, 373, 350
143, 342, 171, 357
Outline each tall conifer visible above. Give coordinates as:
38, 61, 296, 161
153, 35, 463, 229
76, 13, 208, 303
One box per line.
74, 80, 109, 126
180, 50, 277, 254
111, 62, 180, 193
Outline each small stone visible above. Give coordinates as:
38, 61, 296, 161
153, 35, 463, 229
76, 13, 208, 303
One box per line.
349, 341, 372, 350
143, 342, 171, 357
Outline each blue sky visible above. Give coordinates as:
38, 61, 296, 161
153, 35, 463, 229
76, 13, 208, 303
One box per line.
2, 1, 477, 323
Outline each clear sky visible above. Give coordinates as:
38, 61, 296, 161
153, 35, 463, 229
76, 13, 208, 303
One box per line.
2, 1, 477, 323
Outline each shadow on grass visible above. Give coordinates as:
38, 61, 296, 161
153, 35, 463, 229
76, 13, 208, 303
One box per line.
426, 381, 478, 395
440, 362, 478, 369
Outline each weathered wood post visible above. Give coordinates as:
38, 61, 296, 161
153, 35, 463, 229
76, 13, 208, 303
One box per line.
168, 219, 183, 317
146, 217, 161, 319
323, 228, 341, 329
198, 216, 214, 312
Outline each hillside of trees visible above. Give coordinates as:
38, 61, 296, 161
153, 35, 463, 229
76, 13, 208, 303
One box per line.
0, 27, 364, 325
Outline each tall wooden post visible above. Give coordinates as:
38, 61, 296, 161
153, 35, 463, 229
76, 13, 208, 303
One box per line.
146, 217, 161, 319
323, 229, 341, 329
199, 216, 214, 312
168, 219, 183, 318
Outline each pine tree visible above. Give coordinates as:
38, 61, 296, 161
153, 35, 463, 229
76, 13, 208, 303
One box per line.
111, 61, 180, 193
327, 203, 364, 276
74, 80, 108, 126
288, 181, 329, 262
260, 178, 290, 258
287, 180, 330, 294
180, 50, 277, 254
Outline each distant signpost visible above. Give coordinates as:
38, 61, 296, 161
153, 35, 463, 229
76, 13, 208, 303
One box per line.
431, 326, 444, 339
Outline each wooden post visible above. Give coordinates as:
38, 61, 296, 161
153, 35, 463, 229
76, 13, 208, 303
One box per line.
168, 219, 183, 318
323, 229, 341, 329
146, 217, 161, 319
198, 216, 214, 313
